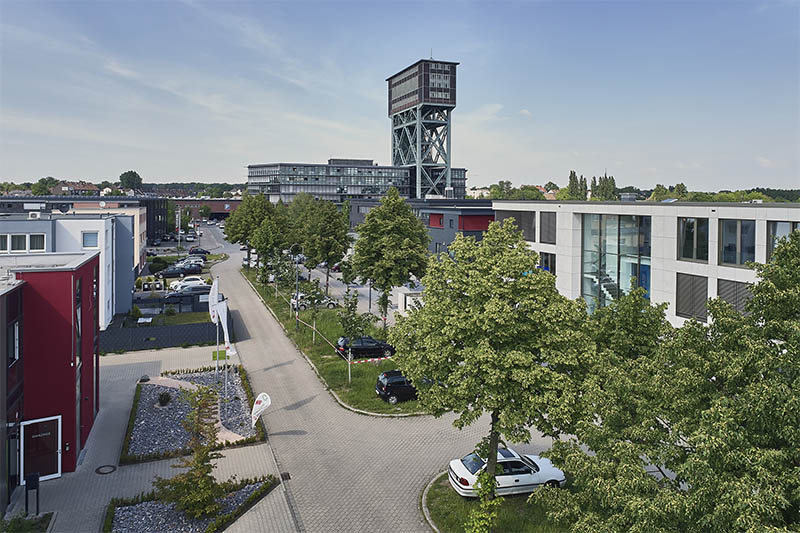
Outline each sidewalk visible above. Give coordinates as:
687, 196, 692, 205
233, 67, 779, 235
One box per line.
6, 345, 293, 533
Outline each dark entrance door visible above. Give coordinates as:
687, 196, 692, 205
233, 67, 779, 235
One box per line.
21, 416, 61, 482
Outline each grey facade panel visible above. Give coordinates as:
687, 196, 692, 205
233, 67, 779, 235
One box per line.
114, 216, 135, 315
717, 279, 751, 314
540, 212, 557, 244
676, 273, 708, 321
496, 210, 535, 242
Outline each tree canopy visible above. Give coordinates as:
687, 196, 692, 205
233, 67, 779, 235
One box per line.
119, 170, 142, 190
487, 180, 545, 200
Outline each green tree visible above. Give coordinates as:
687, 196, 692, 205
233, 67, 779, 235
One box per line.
199, 205, 211, 218
153, 386, 224, 518
533, 233, 800, 531
564, 170, 586, 200
225, 193, 273, 264
648, 183, 670, 201
544, 181, 559, 192
488, 180, 514, 199
673, 182, 688, 199
352, 187, 429, 326
31, 179, 50, 196
305, 200, 351, 294
388, 219, 590, 529
119, 170, 142, 190
337, 288, 376, 361
98, 180, 113, 190
507, 185, 545, 200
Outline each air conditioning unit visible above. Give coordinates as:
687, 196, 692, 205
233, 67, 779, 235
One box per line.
28, 211, 41, 220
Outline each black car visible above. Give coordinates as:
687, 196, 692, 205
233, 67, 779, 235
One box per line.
189, 247, 210, 256
162, 233, 175, 242
164, 285, 211, 302
336, 336, 396, 359
376, 370, 417, 405
156, 266, 187, 279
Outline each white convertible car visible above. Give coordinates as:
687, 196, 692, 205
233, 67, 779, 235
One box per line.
448, 447, 565, 497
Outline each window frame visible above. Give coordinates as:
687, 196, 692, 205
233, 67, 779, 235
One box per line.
82, 231, 100, 249
677, 217, 709, 263
719, 219, 755, 267
9, 234, 27, 253
767, 221, 799, 261
28, 233, 45, 252
0, 235, 7, 253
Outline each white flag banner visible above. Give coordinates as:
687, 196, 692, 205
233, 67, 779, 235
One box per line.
251, 392, 271, 428
213, 300, 237, 356
209, 278, 219, 324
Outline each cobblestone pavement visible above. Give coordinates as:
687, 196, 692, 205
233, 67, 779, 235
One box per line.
210, 228, 556, 533
6, 345, 292, 533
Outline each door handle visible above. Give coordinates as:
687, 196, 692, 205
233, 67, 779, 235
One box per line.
514, 479, 520, 482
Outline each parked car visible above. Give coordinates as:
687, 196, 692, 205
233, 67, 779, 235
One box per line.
148, 238, 162, 247
336, 336, 395, 359
190, 247, 211, 256
163, 284, 212, 302
156, 266, 189, 279
146, 250, 158, 257
375, 370, 417, 405
290, 293, 338, 311
170, 275, 206, 291
174, 260, 204, 270
162, 233, 175, 242
185, 235, 196, 242
331, 262, 342, 272
448, 447, 565, 498
178, 255, 205, 264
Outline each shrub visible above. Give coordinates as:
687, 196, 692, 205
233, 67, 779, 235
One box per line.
158, 391, 171, 406
130, 305, 142, 321
135, 278, 143, 290
206, 277, 213, 285
164, 306, 177, 316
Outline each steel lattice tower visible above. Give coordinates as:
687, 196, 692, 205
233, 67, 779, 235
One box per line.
387, 60, 458, 198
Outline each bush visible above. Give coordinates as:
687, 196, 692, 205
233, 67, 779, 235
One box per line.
130, 305, 142, 321
206, 277, 213, 285
158, 392, 171, 406
135, 278, 143, 290
165, 306, 177, 316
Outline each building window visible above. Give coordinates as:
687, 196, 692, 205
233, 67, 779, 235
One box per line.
581, 214, 651, 314
717, 279, 752, 314
767, 221, 799, 260
6, 320, 20, 365
449, 218, 454, 229
429, 213, 444, 228
29, 234, 45, 252
540, 252, 556, 275
678, 218, 709, 262
495, 211, 535, 242
676, 273, 708, 321
719, 219, 755, 266
540, 212, 557, 244
0, 235, 7, 252
10, 235, 26, 252
82, 231, 99, 248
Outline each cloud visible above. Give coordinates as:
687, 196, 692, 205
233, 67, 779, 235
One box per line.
755, 156, 774, 168
519, 109, 532, 117
460, 103, 504, 125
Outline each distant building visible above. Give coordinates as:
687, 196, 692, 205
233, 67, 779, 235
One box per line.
49, 181, 99, 196
173, 198, 241, 221
467, 187, 490, 199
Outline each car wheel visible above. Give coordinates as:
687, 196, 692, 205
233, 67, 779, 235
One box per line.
545, 480, 560, 488
388, 395, 398, 405
327, 302, 335, 309
299, 304, 307, 311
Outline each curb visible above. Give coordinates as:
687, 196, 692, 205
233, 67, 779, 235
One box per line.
45, 511, 58, 533
421, 472, 445, 533
241, 272, 426, 418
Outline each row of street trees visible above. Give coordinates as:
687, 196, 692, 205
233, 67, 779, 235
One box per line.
389, 219, 800, 532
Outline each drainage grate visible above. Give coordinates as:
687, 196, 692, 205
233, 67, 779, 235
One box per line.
280, 472, 291, 481
95, 465, 117, 475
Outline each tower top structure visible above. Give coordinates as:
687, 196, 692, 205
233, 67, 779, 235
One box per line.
388, 59, 459, 199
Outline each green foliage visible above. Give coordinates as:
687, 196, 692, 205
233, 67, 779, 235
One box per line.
589, 173, 618, 201
203, 477, 278, 533
562, 170, 587, 200
130, 305, 142, 321
337, 288, 376, 355
304, 199, 351, 294
153, 386, 224, 518
648, 183, 670, 201
158, 391, 171, 406
135, 277, 143, 289
352, 187, 429, 319
389, 219, 590, 508
531, 234, 800, 531
199, 205, 212, 218
544, 181, 560, 192
119, 384, 143, 464
31, 179, 51, 195
225, 193, 273, 254
119, 170, 143, 190
464, 471, 503, 533
488, 181, 546, 200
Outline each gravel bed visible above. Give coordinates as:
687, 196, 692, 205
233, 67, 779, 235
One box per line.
112, 481, 266, 533
129, 385, 191, 456
172, 369, 256, 439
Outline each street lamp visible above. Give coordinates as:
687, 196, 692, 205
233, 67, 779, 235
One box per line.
289, 243, 304, 332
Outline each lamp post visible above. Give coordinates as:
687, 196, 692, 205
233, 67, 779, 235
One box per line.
289, 243, 304, 332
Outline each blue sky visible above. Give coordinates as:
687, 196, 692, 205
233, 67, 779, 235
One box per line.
1, 0, 798, 190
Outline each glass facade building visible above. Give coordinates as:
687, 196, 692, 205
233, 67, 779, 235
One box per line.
247, 159, 466, 203
581, 214, 651, 313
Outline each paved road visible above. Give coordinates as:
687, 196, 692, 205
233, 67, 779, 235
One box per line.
206, 224, 555, 532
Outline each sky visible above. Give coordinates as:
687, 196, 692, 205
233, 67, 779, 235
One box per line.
0, 1, 798, 191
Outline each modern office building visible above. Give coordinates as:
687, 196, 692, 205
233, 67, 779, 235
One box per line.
0, 251, 100, 493
247, 59, 468, 203
349, 198, 494, 254
0, 213, 135, 328
0, 277, 24, 511
492, 200, 800, 326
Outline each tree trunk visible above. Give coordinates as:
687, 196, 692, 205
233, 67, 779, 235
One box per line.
313, 317, 316, 344
486, 411, 500, 500
325, 267, 330, 295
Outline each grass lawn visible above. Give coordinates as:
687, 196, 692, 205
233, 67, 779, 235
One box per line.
426, 473, 567, 533
162, 311, 211, 326
0, 512, 53, 532
243, 269, 422, 415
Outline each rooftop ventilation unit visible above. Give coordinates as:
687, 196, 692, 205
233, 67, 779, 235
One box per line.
28, 211, 41, 219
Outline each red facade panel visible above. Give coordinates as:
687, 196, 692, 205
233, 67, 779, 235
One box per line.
15, 256, 99, 473
458, 215, 495, 231
429, 213, 444, 228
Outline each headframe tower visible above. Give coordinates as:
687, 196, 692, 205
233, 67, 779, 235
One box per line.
387, 59, 459, 198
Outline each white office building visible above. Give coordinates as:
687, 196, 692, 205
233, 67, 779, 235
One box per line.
492, 201, 800, 326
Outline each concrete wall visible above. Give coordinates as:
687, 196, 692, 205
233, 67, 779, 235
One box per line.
0, 219, 56, 252
114, 216, 135, 315
70, 207, 146, 272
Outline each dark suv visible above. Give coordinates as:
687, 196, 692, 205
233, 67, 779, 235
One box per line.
336, 336, 395, 359
376, 370, 417, 405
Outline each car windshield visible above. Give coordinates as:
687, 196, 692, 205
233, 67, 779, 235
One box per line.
378, 374, 388, 386
461, 453, 485, 475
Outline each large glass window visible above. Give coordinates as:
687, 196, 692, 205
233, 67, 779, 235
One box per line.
582, 214, 651, 311
678, 218, 709, 261
720, 219, 755, 266
540, 252, 556, 275
10, 235, 26, 252
767, 221, 799, 260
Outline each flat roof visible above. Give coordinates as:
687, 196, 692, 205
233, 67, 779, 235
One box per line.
492, 200, 800, 209
247, 162, 411, 170
0, 212, 126, 221
0, 251, 100, 272
386, 59, 460, 81
0, 278, 24, 298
